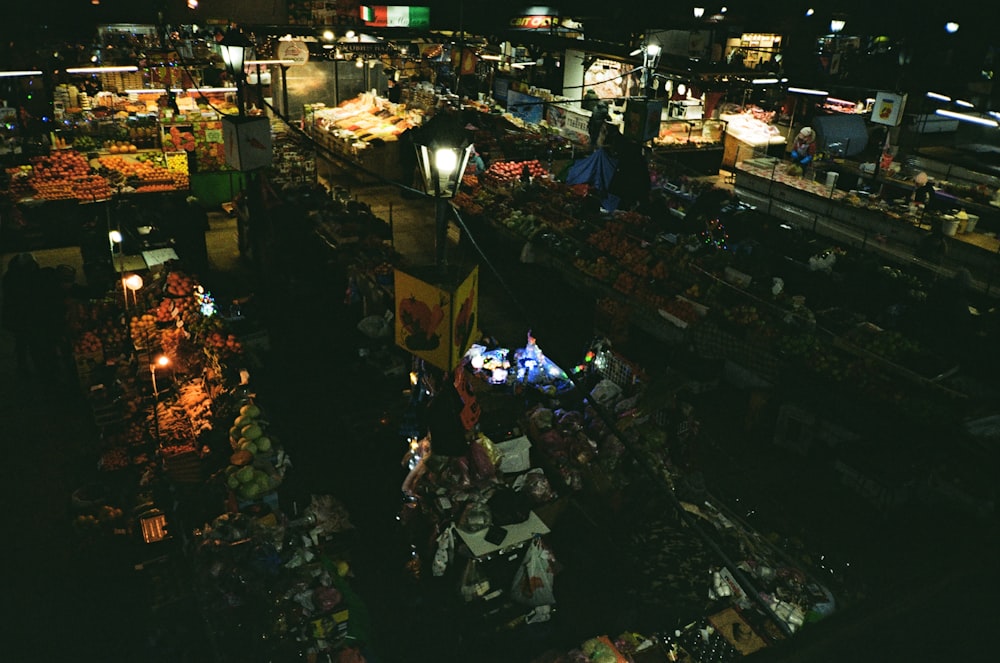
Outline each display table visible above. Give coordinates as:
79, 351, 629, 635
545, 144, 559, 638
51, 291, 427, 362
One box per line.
455, 511, 550, 559
734, 158, 1000, 286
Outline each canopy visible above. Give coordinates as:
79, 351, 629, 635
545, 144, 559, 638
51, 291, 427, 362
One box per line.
565, 148, 620, 210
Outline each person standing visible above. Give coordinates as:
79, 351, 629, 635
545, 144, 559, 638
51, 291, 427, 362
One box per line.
1, 253, 40, 377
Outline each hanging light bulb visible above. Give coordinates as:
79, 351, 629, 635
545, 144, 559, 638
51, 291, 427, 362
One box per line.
805, 8, 815, 16
355, 57, 364, 68
944, 22, 960, 34
693, 7, 705, 19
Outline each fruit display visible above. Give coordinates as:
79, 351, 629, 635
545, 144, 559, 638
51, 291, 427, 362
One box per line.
74, 330, 103, 355
130, 312, 160, 349
97, 155, 176, 189
26, 150, 94, 200
483, 159, 549, 186
164, 270, 196, 297
222, 403, 284, 502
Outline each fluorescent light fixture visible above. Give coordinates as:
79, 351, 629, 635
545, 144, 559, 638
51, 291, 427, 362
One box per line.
955, 99, 974, 108
934, 109, 998, 127
925, 91, 951, 102
512, 60, 538, 68
989, 111, 1000, 120
480, 53, 502, 60
830, 19, 846, 33
752, 78, 779, 84
245, 60, 295, 66
322, 44, 335, 49
826, 97, 856, 106
788, 86, 829, 96
125, 87, 236, 94
66, 66, 139, 74
629, 48, 642, 56
0, 70, 43, 77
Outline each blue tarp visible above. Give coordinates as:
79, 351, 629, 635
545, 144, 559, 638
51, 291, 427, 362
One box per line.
565, 148, 620, 210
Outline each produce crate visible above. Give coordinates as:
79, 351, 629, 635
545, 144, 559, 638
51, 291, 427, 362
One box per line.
73, 349, 105, 390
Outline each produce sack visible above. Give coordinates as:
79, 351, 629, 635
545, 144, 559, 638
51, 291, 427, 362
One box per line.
589, 379, 622, 406
514, 468, 557, 504
468, 435, 498, 481
511, 537, 556, 606
458, 500, 492, 533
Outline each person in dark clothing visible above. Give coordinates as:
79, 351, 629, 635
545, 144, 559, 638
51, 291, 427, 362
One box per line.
2, 252, 40, 376
423, 371, 469, 457
588, 100, 611, 148
386, 78, 402, 104
175, 196, 211, 274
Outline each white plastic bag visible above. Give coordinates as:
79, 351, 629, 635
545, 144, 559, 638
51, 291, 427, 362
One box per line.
432, 524, 455, 576
511, 537, 557, 606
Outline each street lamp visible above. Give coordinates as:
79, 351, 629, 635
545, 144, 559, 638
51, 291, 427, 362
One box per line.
151, 354, 171, 444
124, 273, 143, 309
411, 112, 475, 268
219, 29, 253, 116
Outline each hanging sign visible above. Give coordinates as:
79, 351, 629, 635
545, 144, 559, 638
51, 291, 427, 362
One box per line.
276, 40, 309, 65
870, 91, 907, 127
394, 265, 479, 371
623, 100, 663, 143
222, 116, 273, 171
360, 5, 431, 28
510, 7, 560, 30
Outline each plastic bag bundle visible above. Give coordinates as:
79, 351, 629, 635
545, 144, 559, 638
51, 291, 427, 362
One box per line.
432, 525, 455, 576
511, 537, 557, 606
458, 501, 492, 533
515, 468, 557, 504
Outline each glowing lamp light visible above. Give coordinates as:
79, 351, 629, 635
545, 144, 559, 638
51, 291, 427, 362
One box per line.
935, 109, 998, 127
323, 30, 335, 41
124, 274, 143, 291
945, 22, 959, 34
355, 57, 365, 68
0, 70, 43, 78
646, 43, 661, 58
187, 0, 198, 8
805, 8, 815, 16
955, 99, 974, 108
830, 19, 846, 34
155, 354, 171, 368
926, 91, 951, 102
108, 230, 123, 244
693, 7, 705, 19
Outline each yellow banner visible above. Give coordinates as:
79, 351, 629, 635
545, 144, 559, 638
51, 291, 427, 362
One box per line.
394, 269, 451, 370
450, 265, 479, 369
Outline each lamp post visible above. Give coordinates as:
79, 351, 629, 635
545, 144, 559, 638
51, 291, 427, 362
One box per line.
124, 273, 143, 309
150, 354, 170, 444
219, 29, 253, 116
411, 112, 475, 269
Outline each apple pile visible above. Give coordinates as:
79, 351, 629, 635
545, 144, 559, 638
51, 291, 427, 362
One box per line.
484, 159, 548, 184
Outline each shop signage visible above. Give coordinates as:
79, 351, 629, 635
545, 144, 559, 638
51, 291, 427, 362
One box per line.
510, 14, 559, 30
507, 89, 544, 125
510, 6, 560, 30
545, 103, 589, 143
276, 40, 310, 65
394, 265, 479, 371
222, 116, 273, 171
623, 100, 663, 143
338, 42, 392, 55
360, 5, 430, 28
870, 91, 907, 127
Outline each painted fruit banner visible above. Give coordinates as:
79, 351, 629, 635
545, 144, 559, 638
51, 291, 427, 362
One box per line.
394, 265, 479, 371
450, 265, 479, 370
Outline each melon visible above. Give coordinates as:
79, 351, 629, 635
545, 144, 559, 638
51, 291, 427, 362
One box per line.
256, 436, 272, 452
240, 403, 261, 418
241, 423, 263, 440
